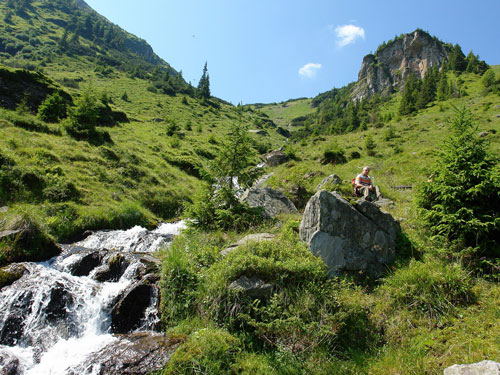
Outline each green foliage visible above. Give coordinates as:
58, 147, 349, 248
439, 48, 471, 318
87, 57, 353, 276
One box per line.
185, 111, 264, 231
38, 92, 66, 122
481, 69, 498, 94
322, 142, 347, 165
379, 257, 475, 320
399, 73, 419, 115
163, 328, 241, 375
197, 62, 210, 99
364, 134, 376, 156
416, 108, 500, 252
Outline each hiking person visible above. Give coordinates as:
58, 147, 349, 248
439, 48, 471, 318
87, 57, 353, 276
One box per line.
354, 166, 377, 201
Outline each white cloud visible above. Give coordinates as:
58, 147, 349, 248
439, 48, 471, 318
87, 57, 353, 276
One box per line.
334, 24, 365, 47
298, 63, 322, 78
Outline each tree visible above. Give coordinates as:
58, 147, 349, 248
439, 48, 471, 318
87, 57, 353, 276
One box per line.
416, 67, 438, 109
38, 92, 66, 122
185, 108, 262, 230
197, 62, 210, 99
482, 69, 496, 91
448, 44, 466, 73
436, 70, 450, 101
416, 108, 500, 253
399, 73, 419, 115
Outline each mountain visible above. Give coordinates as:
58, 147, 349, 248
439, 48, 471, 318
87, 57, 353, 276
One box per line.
351, 29, 451, 101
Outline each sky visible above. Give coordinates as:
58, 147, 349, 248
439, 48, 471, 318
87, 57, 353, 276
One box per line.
84, 0, 500, 105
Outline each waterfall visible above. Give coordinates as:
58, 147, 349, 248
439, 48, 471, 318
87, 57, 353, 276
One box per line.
0, 221, 186, 375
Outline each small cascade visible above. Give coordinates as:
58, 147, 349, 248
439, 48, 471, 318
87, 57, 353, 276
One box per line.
0, 221, 185, 375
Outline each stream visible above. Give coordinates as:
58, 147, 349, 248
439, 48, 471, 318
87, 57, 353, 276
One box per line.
0, 221, 186, 375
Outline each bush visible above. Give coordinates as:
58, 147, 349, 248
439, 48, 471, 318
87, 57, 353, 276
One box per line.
379, 258, 475, 320
38, 92, 66, 122
321, 142, 347, 165
365, 135, 377, 156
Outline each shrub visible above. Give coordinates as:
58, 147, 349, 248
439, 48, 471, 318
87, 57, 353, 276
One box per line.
322, 142, 347, 165
42, 175, 80, 202
378, 258, 475, 320
365, 135, 377, 156
350, 151, 361, 159
38, 92, 66, 122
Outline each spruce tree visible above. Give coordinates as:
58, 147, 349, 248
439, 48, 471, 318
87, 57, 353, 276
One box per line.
436, 70, 449, 101
417, 68, 438, 109
399, 73, 419, 115
448, 44, 466, 73
197, 62, 211, 99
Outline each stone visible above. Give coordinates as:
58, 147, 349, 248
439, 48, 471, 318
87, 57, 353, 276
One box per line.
229, 275, 273, 299
249, 129, 268, 136
263, 150, 289, 167
276, 126, 291, 138
220, 233, 276, 256
478, 131, 490, 137
316, 174, 342, 191
240, 188, 298, 218
92, 253, 130, 282
111, 280, 158, 334
252, 173, 274, 189
444, 360, 500, 375
0, 350, 21, 375
0, 290, 33, 346
0, 263, 28, 289
0, 206, 7, 213
299, 191, 400, 277
68, 250, 104, 277
67, 332, 179, 375
0, 229, 22, 241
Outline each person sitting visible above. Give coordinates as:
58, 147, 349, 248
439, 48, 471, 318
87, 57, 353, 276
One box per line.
354, 166, 379, 201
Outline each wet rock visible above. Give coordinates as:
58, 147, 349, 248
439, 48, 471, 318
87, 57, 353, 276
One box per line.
221, 233, 276, 256
0, 263, 28, 290
229, 275, 273, 299
240, 187, 298, 218
0, 290, 33, 345
44, 282, 75, 323
263, 150, 289, 167
444, 360, 500, 375
111, 280, 158, 334
68, 250, 104, 276
0, 350, 20, 375
316, 174, 342, 191
92, 253, 130, 282
300, 191, 400, 278
68, 332, 179, 375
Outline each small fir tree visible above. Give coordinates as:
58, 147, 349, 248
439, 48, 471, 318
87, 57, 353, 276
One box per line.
38, 92, 66, 122
416, 108, 500, 253
197, 62, 211, 99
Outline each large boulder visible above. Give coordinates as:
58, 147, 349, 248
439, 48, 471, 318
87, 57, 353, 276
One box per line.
444, 361, 500, 375
263, 150, 289, 167
67, 332, 179, 375
240, 188, 298, 218
111, 277, 158, 334
316, 174, 342, 191
299, 191, 400, 277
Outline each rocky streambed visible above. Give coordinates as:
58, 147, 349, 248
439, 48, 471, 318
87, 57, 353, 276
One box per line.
0, 221, 185, 375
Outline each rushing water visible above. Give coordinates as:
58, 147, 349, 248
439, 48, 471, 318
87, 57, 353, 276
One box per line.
0, 221, 186, 375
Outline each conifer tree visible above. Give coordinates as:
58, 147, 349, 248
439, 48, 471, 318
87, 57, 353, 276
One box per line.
448, 44, 466, 73
436, 70, 450, 101
197, 62, 211, 99
417, 68, 438, 109
399, 73, 419, 115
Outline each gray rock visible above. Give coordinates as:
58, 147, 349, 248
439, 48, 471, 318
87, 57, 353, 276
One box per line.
0, 350, 20, 375
253, 172, 274, 189
299, 191, 400, 277
111, 279, 158, 334
478, 131, 490, 137
241, 188, 297, 218
263, 150, 289, 167
68, 250, 104, 277
249, 129, 268, 136
221, 233, 276, 256
316, 174, 342, 191
229, 275, 273, 299
494, 105, 500, 109
0, 206, 7, 213
67, 332, 178, 375
444, 360, 500, 375
92, 253, 130, 282
496, 114, 500, 118
0, 229, 22, 241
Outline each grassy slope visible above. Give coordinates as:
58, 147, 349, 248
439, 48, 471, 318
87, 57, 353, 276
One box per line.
250, 98, 315, 128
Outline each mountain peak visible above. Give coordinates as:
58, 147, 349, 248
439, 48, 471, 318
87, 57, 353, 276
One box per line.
352, 29, 450, 101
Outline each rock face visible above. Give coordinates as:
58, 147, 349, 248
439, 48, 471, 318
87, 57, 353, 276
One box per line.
241, 188, 298, 218
299, 191, 400, 277
444, 361, 500, 375
67, 333, 179, 375
352, 29, 450, 102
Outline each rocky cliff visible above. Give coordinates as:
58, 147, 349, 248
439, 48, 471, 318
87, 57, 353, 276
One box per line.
352, 29, 451, 101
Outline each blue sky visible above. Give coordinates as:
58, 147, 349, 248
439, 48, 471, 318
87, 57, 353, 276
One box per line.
85, 0, 500, 104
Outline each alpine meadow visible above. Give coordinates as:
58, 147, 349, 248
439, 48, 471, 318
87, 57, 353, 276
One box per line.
0, 1, 499, 374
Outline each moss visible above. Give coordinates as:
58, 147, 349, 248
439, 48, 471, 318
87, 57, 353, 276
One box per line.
0, 265, 25, 289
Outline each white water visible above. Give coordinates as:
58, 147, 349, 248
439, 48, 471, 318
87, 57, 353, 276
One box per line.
0, 221, 185, 375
